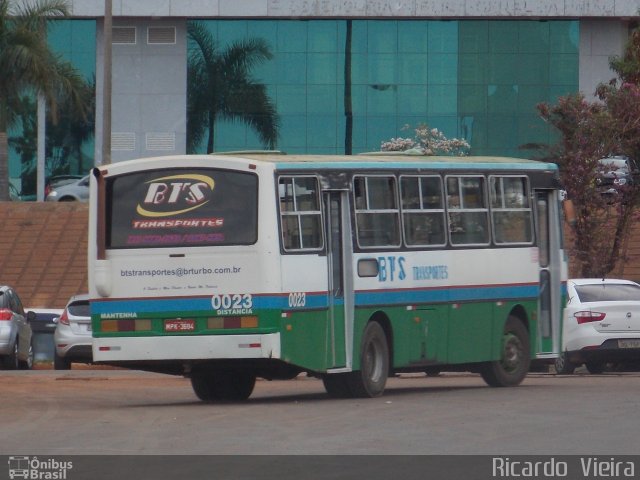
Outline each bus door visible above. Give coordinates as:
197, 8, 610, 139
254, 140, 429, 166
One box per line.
323, 189, 354, 371
535, 190, 562, 356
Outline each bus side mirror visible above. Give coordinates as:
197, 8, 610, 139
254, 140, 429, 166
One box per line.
358, 258, 379, 278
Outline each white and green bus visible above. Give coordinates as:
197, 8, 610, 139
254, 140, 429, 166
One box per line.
89, 152, 566, 401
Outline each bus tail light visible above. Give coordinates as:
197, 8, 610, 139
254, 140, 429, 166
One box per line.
574, 311, 606, 324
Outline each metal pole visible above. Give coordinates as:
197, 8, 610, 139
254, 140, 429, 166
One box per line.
36, 95, 46, 200
102, 0, 112, 165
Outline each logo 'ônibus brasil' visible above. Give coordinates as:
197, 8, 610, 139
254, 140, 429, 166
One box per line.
137, 174, 214, 217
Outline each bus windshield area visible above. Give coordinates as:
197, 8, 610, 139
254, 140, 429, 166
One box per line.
106, 168, 258, 248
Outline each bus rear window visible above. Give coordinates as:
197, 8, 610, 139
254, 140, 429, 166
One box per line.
106, 168, 258, 248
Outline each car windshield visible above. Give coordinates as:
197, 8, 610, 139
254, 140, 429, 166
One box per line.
599, 158, 629, 172
574, 283, 640, 302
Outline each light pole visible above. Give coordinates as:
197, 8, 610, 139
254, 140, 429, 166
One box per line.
102, 0, 112, 165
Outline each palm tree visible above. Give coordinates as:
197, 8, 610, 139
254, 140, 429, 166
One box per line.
187, 21, 279, 153
0, 0, 89, 201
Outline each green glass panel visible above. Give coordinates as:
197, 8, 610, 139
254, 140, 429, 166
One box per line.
489, 21, 518, 53
517, 85, 549, 115
308, 85, 338, 114
307, 53, 338, 84
397, 86, 428, 115
428, 21, 458, 53
517, 114, 550, 147
459, 21, 488, 53
368, 54, 397, 84
398, 54, 428, 84
549, 54, 578, 85
428, 54, 458, 84
217, 20, 248, 44
459, 85, 487, 113
308, 21, 339, 52
368, 21, 398, 53
550, 21, 579, 54
279, 115, 307, 148
518, 21, 550, 53
487, 84, 518, 114
459, 54, 488, 85
277, 22, 308, 52
307, 115, 337, 148
277, 53, 307, 84
367, 86, 397, 115
488, 54, 519, 84
276, 85, 307, 114
428, 85, 457, 115
398, 21, 429, 53
517, 54, 550, 85
350, 54, 369, 85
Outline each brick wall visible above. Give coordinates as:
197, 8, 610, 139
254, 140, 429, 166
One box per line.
0, 202, 89, 309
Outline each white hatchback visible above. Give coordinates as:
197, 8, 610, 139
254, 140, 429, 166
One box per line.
556, 278, 640, 374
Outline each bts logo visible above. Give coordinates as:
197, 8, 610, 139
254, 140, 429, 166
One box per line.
137, 174, 214, 217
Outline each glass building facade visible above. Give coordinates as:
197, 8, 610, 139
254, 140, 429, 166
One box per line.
188, 19, 579, 157
9, 18, 579, 197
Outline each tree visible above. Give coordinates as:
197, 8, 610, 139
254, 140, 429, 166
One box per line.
537, 28, 640, 277
381, 124, 470, 156
186, 21, 279, 154
0, 0, 90, 201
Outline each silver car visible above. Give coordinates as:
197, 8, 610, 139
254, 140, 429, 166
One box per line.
0, 286, 34, 370
45, 175, 90, 202
54, 294, 92, 369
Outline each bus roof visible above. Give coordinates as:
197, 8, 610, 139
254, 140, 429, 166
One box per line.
223, 152, 558, 172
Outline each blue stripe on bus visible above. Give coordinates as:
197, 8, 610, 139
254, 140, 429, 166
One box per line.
91, 284, 539, 315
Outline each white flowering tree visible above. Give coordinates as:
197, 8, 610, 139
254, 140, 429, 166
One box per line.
380, 124, 470, 156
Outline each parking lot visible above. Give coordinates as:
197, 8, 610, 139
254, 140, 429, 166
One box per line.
2, 367, 639, 456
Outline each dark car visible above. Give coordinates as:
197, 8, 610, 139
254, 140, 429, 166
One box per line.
596, 156, 637, 196
0, 286, 35, 369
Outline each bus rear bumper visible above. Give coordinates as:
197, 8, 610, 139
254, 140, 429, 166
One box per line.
92, 333, 281, 362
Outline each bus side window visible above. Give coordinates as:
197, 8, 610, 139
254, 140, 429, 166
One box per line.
400, 175, 446, 247
278, 176, 323, 252
446, 176, 490, 245
353, 176, 401, 248
489, 176, 533, 245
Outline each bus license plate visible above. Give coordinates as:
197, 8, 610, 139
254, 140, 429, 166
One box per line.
165, 319, 196, 332
618, 339, 640, 349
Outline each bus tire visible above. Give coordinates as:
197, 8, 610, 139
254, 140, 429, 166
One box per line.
322, 374, 352, 398
346, 321, 389, 398
480, 316, 530, 387
191, 369, 256, 402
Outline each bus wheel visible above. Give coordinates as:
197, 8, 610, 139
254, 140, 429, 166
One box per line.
190, 369, 256, 402
322, 374, 352, 398
347, 321, 389, 398
480, 317, 530, 387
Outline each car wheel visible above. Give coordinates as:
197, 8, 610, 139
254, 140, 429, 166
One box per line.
585, 361, 606, 374
54, 351, 72, 370
554, 352, 575, 374
18, 341, 34, 370
480, 316, 530, 387
3, 340, 20, 370
190, 369, 256, 402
